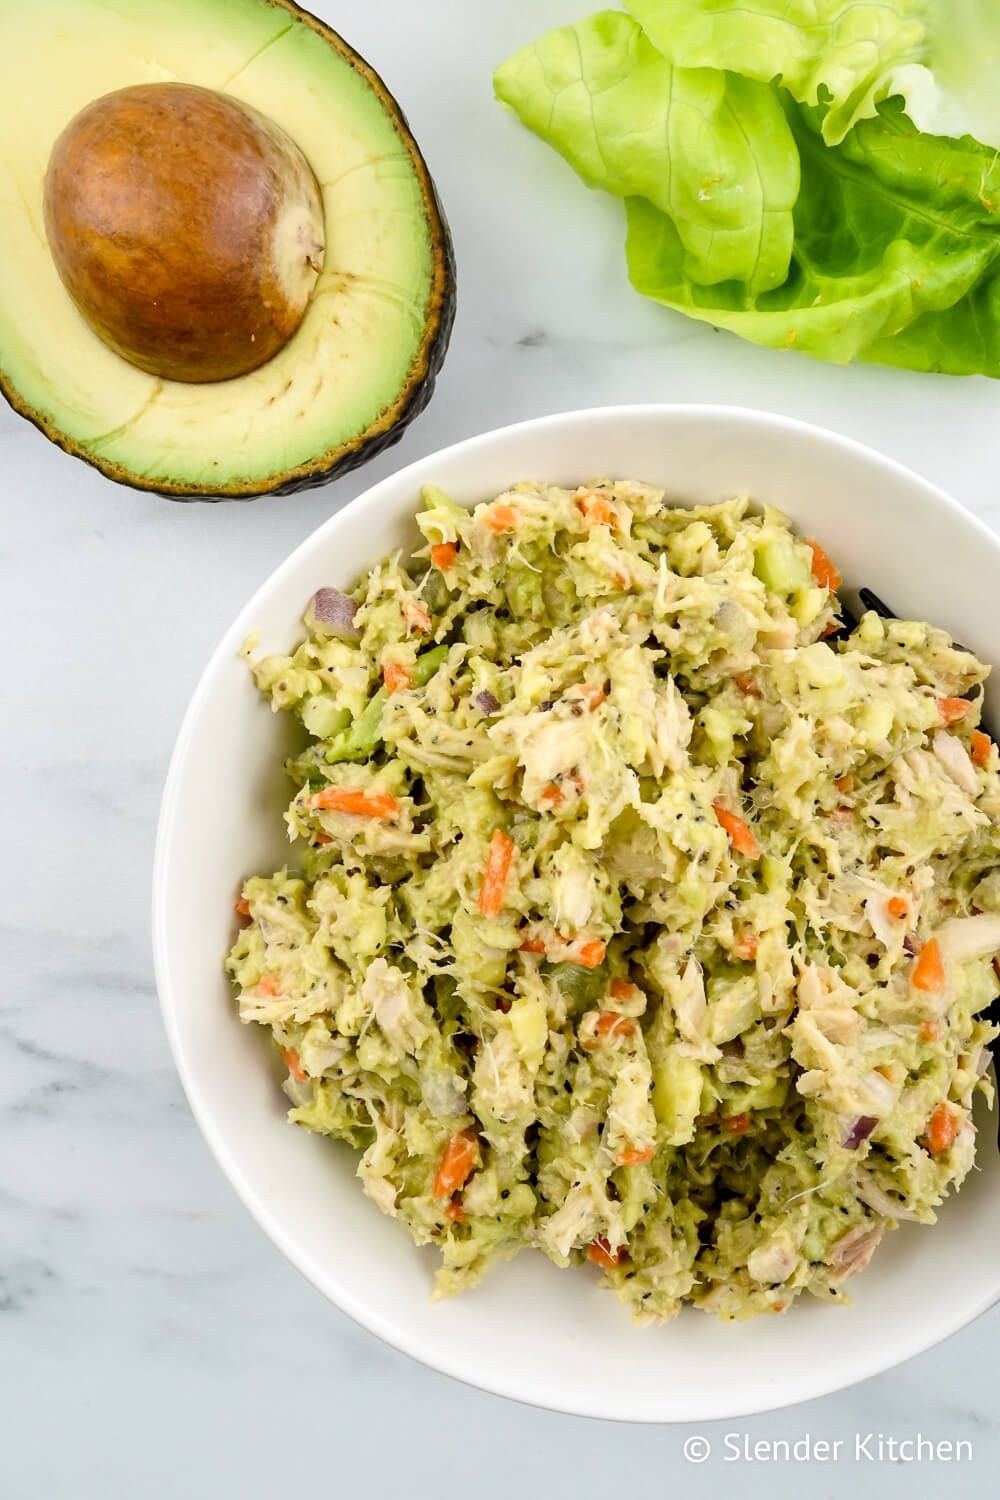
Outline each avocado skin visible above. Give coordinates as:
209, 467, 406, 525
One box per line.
2, 0, 456, 502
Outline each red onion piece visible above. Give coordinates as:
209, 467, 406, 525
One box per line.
309, 587, 360, 640
842, 1115, 878, 1150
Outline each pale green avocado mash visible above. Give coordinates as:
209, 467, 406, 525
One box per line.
227, 481, 999, 1322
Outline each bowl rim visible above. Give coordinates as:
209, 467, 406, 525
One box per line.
153, 402, 1000, 1422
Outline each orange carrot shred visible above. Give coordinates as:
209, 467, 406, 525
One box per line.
572, 938, 607, 970
971, 730, 991, 767
383, 660, 413, 695
444, 1198, 466, 1223
735, 672, 761, 697
723, 1113, 751, 1135
282, 1047, 307, 1082
912, 937, 945, 992
887, 896, 908, 920
921, 1019, 941, 1042
834, 774, 854, 794
485, 504, 521, 533
614, 1144, 655, 1167
578, 493, 617, 528
478, 829, 515, 919
255, 974, 281, 998
433, 1131, 479, 1200
609, 978, 640, 1002
430, 542, 457, 570
713, 802, 760, 859
924, 1102, 958, 1155
234, 896, 252, 920
588, 1236, 625, 1270
310, 787, 400, 819
938, 697, 972, 725
733, 931, 759, 961
594, 1011, 634, 1040
805, 540, 842, 591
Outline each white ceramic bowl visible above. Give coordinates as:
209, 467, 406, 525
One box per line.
154, 405, 1000, 1423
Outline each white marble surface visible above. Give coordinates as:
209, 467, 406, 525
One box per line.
3, 1, 999, 1493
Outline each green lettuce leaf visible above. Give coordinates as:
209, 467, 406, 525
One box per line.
625, 0, 925, 145
625, 97, 1000, 374
626, 0, 1000, 149
493, 10, 799, 294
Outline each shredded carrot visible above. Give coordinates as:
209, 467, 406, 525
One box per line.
723, 1113, 751, 1135
733, 931, 759, 962
310, 787, 400, 819
314, 831, 334, 846
874, 1063, 895, 1082
444, 1198, 465, 1223
734, 672, 761, 698
924, 1102, 959, 1155
921, 1018, 941, 1043
912, 937, 945, 992
886, 896, 908, 920
819, 621, 841, 639
572, 938, 607, 970
694, 1113, 719, 1127
938, 696, 972, 725
383, 660, 413, 695
614, 1144, 655, 1167
805, 539, 842, 591
433, 1131, 479, 1200
578, 492, 618, 528
971, 730, 991, 767
595, 1011, 634, 1041
713, 802, 760, 859
612, 567, 630, 589
402, 598, 431, 634
581, 683, 608, 710
834, 774, 854, 794
519, 933, 547, 954
234, 896, 252, 920
539, 782, 564, 807
281, 1047, 307, 1082
430, 541, 457, 570
609, 978, 641, 1003
478, 829, 515, 919
255, 974, 281, 998
773, 1301, 786, 1314
485, 504, 522, 533
587, 1236, 625, 1270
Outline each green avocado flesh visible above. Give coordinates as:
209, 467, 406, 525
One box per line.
0, 0, 452, 497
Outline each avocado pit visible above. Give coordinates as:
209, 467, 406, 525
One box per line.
43, 82, 326, 383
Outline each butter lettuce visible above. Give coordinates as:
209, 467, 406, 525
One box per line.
628, 98, 1000, 373
494, 12, 799, 294
626, 0, 924, 146
494, 1, 1000, 375
627, 0, 1000, 148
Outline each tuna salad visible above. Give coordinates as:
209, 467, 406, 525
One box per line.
226, 480, 999, 1322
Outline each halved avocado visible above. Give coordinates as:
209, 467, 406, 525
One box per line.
0, 0, 454, 499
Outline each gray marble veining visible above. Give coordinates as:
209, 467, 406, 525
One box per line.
2, 2, 999, 1495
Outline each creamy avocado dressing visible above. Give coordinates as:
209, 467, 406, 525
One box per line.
227, 481, 998, 1321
